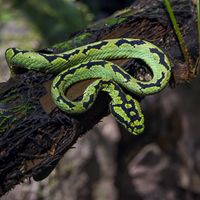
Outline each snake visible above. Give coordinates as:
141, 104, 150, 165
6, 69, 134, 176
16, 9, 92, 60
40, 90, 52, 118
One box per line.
5, 38, 171, 135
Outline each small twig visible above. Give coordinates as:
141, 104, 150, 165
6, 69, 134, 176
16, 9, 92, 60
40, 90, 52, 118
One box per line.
196, 0, 200, 73
165, 0, 193, 72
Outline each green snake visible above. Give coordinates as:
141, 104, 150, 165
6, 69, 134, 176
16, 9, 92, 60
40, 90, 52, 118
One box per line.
5, 38, 171, 134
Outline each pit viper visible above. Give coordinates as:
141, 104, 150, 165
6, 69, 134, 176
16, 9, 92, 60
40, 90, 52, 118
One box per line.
5, 38, 171, 134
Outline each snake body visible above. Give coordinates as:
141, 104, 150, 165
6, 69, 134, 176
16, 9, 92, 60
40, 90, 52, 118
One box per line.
5, 38, 171, 134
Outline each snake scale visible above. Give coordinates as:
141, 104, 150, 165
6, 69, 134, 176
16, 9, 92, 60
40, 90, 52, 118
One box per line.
5, 38, 171, 134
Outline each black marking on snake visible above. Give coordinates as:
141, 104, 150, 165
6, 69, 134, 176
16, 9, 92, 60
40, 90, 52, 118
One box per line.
39, 49, 80, 63
110, 64, 131, 82
134, 124, 144, 130
80, 61, 107, 70
39, 54, 59, 62
115, 39, 145, 47
149, 48, 169, 70
63, 67, 77, 76
57, 96, 75, 109
110, 104, 125, 126
82, 41, 109, 54
63, 49, 80, 60
83, 94, 94, 109
137, 72, 165, 89
53, 69, 76, 88
9, 48, 29, 59
12, 48, 29, 55
94, 80, 103, 90
125, 98, 142, 123
83, 82, 100, 109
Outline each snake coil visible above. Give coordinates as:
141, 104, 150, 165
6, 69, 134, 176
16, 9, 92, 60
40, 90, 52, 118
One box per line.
5, 38, 171, 134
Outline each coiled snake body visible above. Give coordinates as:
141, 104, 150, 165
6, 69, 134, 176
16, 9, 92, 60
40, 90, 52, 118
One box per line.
5, 38, 171, 134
